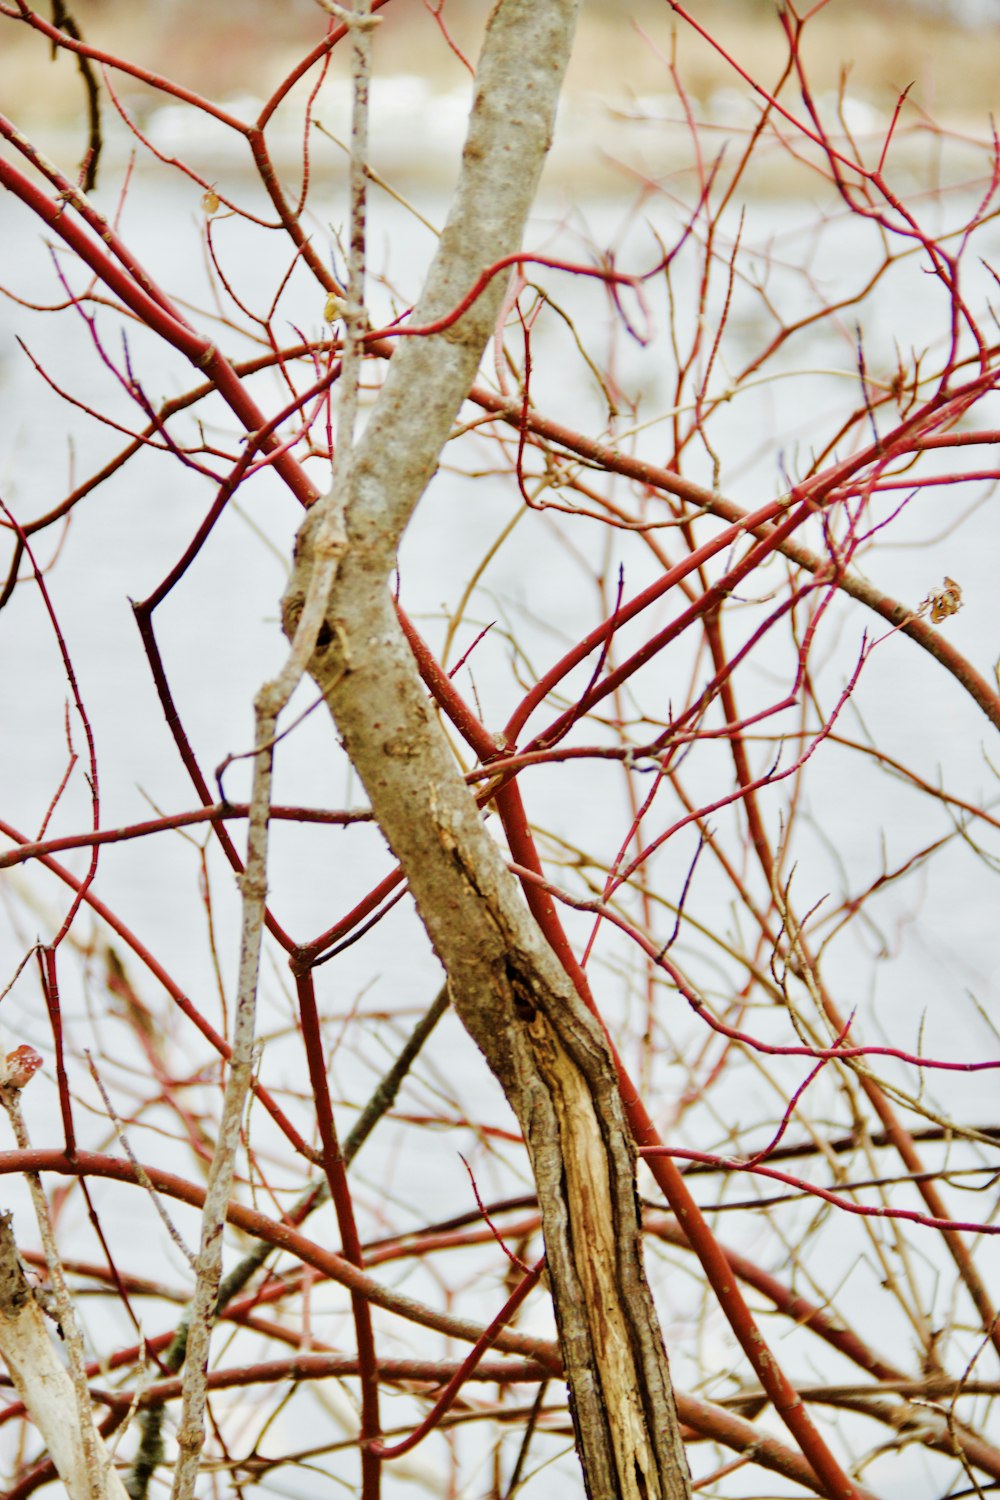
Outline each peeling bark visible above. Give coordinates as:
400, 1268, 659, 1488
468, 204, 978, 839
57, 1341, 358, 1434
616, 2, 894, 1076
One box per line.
283, 579, 691, 1497
281, 4, 692, 1492
0, 1214, 130, 1500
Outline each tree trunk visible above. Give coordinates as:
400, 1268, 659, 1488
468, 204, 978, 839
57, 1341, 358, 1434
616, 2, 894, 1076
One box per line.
282, 6, 692, 1490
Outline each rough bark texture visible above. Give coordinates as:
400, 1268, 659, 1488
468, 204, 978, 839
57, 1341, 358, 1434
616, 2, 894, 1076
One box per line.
0, 1214, 130, 1500
281, 3, 692, 1493
285, 575, 692, 1500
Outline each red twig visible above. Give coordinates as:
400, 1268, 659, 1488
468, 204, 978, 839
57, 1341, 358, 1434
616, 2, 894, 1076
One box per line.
642, 1148, 1000, 1237
370, 1258, 545, 1460
295, 967, 381, 1495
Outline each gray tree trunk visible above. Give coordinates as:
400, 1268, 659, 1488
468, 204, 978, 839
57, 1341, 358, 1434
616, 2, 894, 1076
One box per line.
283, 4, 692, 1494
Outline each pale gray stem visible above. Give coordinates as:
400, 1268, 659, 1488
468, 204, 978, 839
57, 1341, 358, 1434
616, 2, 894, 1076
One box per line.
169, 702, 276, 1500
337, 0, 372, 448
125, 985, 448, 1500
85, 1051, 195, 1270
168, 11, 375, 1495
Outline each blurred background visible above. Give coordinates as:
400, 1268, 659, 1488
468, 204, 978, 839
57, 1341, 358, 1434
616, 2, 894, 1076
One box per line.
2, 0, 997, 134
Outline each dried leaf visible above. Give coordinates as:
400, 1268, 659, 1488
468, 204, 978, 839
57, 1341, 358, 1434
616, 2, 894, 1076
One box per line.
0, 1046, 43, 1090
929, 576, 962, 624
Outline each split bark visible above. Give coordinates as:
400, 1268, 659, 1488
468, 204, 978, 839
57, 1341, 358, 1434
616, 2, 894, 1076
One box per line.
0, 1213, 130, 1500
282, 2, 692, 1493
